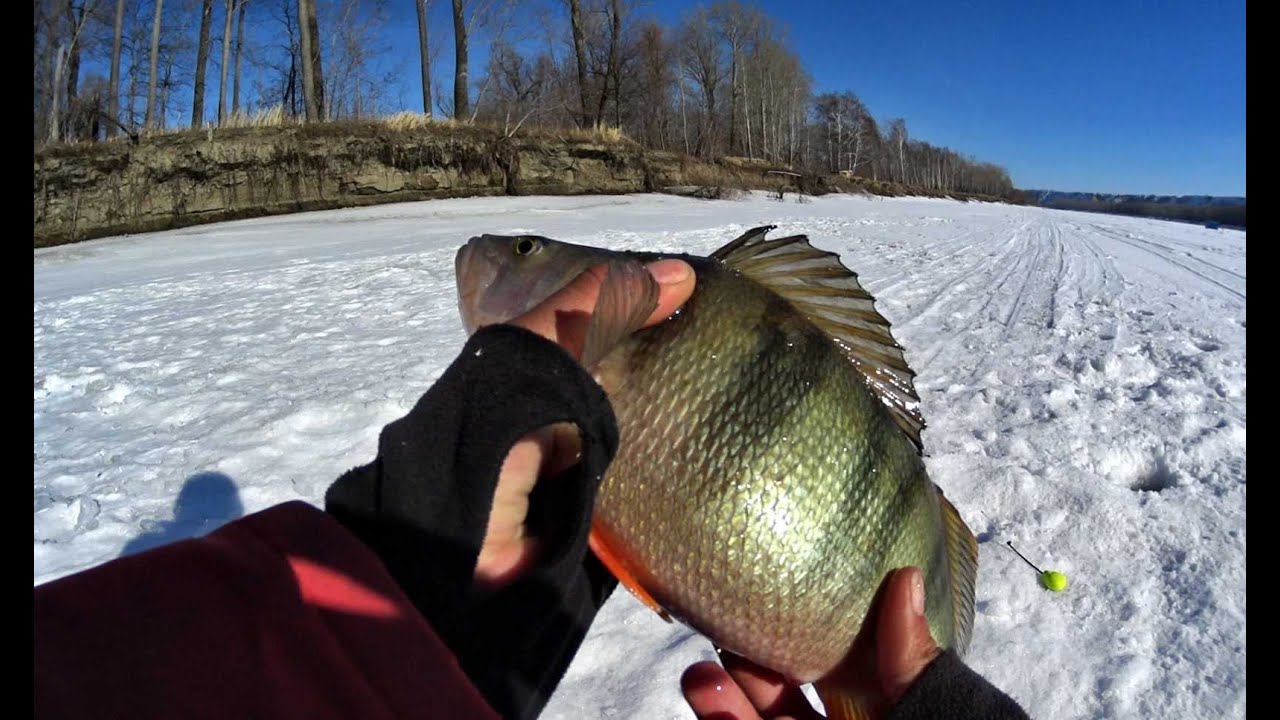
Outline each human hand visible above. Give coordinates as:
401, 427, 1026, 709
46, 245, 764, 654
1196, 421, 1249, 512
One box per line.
473, 258, 696, 587
680, 567, 942, 720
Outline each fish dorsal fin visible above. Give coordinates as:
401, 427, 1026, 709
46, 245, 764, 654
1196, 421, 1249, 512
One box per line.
712, 226, 926, 452
938, 490, 978, 655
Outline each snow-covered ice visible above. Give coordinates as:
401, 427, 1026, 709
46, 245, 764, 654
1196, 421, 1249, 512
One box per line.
34, 192, 1245, 718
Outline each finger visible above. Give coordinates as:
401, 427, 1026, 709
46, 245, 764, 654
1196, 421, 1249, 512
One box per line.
509, 259, 696, 351
640, 259, 695, 327
681, 661, 762, 720
542, 421, 583, 479
474, 427, 554, 587
876, 567, 942, 705
720, 652, 822, 719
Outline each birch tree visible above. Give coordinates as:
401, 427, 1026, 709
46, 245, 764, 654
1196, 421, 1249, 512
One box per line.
888, 117, 907, 184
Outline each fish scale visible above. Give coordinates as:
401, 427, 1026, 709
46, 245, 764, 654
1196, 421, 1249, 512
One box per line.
593, 257, 948, 681
456, 227, 978, 718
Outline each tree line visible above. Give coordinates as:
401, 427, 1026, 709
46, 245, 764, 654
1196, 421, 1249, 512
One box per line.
1045, 198, 1246, 229
34, 0, 1014, 197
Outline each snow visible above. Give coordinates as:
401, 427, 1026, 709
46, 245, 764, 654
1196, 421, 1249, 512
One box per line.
34, 192, 1245, 718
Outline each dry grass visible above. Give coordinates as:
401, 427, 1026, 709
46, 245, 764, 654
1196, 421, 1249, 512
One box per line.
381, 111, 461, 132
215, 105, 297, 129
40, 110, 640, 151
562, 124, 626, 142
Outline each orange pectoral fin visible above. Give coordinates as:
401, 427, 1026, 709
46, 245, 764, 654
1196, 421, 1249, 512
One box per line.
815, 679, 875, 720
588, 522, 672, 622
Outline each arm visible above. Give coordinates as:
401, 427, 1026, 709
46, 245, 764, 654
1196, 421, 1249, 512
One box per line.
36, 259, 696, 720
34, 500, 500, 719
34, 327, 612, 720
324, 323, 623, 720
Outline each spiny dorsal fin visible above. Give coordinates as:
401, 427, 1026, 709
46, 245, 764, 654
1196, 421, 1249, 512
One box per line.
939, 490, 978, 655
712, 226, 926, 452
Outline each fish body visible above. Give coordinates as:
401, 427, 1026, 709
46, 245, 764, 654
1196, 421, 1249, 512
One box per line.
455, 228, 977, 712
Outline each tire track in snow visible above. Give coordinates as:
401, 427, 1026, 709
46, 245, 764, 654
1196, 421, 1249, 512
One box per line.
907, 215, 1067, 381
1087, 223, 1244, 300
894, 218, 1036, 331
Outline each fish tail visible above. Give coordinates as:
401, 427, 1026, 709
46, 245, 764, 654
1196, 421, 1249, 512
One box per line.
815, 680, 876, 720
939, 489, 979, 654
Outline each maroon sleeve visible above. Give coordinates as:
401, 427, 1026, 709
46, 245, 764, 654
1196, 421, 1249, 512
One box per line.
34, 501, 501, 720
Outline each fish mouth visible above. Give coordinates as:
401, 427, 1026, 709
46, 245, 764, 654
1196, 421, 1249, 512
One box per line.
456, 237, 497, 334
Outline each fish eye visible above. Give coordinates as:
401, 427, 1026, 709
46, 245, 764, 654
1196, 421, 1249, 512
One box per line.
513, 237, 543, 256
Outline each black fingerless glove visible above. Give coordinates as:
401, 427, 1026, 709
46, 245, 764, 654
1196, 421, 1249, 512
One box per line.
325, 324, 620, 720
889, 651, 1031, 720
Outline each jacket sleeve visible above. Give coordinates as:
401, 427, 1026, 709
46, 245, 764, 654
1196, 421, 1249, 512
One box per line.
33, 501, 501, 720
888, 650, 1031, 720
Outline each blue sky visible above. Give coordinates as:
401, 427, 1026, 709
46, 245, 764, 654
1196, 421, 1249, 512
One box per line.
381, 0, 1244, 196
739, 0, 1246, 197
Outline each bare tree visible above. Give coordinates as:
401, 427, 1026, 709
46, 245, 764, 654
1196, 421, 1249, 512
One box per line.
144, 0, 163, 129
297, 0, 324, 120
709, 1, 757, 156
594, 0, 622, 128
888, 117, 907, 184
106, 0, 126, 138
39, 0, 103, 142
63, 0, 95, 137
232, 0, 247, 114
812, 91, 871, 173
218, 0, 233, 123
35, 2, 56, 140
676, 6, 724, 157
477, 39, 553, 135
566, 0, 589, 127
451, 0, 468, 119
449, 0, 508, 121
119, 0, 151, 131
416, 0, 432, 115
321, 0, 398, 119
191, 0, 211, 126
629, 20, 673, 149
249, 0, 303, 116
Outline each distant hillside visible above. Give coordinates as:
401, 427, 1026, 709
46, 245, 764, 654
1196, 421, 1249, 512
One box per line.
1027, 190, 1246, 208
1023, 189, 1246, 229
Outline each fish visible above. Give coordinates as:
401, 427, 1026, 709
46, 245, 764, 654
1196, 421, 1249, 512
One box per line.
454, 226, 978, 719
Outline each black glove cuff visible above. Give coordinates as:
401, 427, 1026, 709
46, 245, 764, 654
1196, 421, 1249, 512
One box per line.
889, 650, 1031, 720
325, 324, 620, 718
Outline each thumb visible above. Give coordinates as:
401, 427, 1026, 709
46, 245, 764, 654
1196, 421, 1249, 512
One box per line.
508, 259, 695, 357
876, 567, 943, 705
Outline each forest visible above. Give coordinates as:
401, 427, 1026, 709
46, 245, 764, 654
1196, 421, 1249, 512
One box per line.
34, 0, 1016, 198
